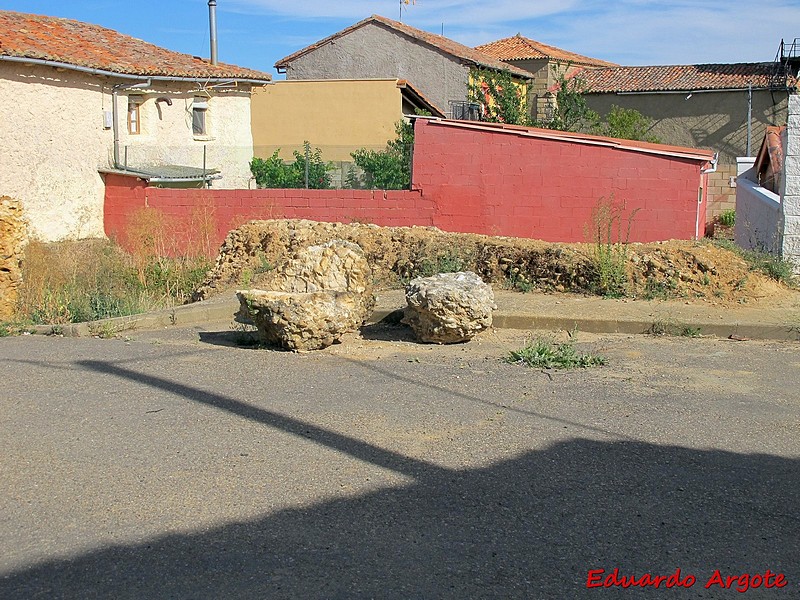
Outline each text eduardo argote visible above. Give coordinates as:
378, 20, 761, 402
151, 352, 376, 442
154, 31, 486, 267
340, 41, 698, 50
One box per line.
586, 568, 789, 592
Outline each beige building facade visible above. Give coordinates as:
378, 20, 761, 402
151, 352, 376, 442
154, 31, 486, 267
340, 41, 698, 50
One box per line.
251, 79, 442, 162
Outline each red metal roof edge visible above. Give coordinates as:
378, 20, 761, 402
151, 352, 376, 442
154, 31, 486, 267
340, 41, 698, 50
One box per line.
421, 118, 716, 163
275, 14, 533, 79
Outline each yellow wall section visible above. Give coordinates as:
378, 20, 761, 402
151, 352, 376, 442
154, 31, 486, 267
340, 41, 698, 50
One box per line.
251, 80, 405, 162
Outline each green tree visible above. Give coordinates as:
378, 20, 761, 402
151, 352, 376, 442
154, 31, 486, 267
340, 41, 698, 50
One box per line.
350, 119, 415, 190
536, 68, 600, 133
595, 105, 660, 143
468, 68, 532, 126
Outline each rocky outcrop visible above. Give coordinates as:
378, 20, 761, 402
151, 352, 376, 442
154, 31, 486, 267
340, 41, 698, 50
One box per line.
403, 271, 495, 344
0, 197, 27, 320
236, 239, 374, 350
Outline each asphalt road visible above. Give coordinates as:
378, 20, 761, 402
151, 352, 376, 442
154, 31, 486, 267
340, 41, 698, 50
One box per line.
1, 323, 799, 599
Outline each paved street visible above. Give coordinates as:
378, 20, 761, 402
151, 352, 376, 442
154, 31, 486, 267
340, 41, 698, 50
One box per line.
1, 323, 799, 598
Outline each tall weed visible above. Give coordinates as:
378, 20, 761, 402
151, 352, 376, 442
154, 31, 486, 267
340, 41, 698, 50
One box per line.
586, 195, 638, 297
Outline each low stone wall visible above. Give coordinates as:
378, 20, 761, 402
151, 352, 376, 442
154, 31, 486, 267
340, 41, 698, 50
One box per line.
0, 196, 27, 320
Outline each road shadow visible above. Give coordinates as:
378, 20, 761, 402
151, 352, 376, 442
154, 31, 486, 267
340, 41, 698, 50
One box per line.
3, 362, 798, 599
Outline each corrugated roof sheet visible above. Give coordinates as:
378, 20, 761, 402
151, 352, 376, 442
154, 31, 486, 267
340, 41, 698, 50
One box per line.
475, 34, 616, 68
274, 14, 533, 79
0, 10, 271, 81
575, 63, 787, 93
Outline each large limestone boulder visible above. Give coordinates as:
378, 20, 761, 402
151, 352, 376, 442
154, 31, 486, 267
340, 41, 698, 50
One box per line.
266, 239, 375, 317
403, 271, 495, 344
0, 197, 27, 320
236, 289, 364, 351
236, 239, 374, 350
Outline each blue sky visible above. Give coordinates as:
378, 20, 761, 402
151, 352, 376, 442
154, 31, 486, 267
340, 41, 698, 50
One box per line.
3, 1, 800, 77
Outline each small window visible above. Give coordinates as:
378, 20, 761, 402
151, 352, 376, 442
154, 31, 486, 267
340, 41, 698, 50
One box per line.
127, 97, 141, 135
193, 97, 208, 135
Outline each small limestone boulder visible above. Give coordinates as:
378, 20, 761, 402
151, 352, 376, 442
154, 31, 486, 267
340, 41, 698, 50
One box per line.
403, 271, 495, 344
237, 289, 364, 351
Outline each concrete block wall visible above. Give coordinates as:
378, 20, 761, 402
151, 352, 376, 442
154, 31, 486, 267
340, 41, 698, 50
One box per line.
412, 119, 707, 242
104, 173, 434, 256
104, 120, 712, 256
780, 94, 800, 271
706, 165, 738, 221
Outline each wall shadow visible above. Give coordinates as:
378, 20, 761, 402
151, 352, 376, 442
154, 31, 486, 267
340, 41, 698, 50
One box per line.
2, 362, 798, 599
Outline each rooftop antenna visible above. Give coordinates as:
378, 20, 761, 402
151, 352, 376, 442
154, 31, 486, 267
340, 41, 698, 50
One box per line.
399, 0, 415, 22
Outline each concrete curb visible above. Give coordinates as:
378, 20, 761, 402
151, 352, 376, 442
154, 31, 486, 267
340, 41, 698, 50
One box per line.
30, 296, 800, 342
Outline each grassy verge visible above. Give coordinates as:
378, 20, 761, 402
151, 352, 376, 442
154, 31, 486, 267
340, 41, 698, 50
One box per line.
13, 238, 211, 327
710, 239, 796, 288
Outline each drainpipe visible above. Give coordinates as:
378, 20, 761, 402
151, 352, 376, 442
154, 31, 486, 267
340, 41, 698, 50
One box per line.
746, 84, 753, 156
209, 1, 218, 65
112, 80, 151, 169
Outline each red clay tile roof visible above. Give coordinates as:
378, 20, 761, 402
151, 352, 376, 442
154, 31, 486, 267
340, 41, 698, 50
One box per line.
574, 63, 786, 93
0, 10, 271, 81
475, 34, 616, 68
274, 14, 533, 79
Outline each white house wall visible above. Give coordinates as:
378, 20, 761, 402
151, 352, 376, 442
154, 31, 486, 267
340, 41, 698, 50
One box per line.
0, 62, 256, 242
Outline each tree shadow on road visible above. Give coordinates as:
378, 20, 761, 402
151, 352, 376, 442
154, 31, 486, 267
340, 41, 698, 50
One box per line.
2, 361, 798, 599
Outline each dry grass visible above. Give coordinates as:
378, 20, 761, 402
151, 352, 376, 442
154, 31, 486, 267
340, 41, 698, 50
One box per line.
13, 206, 214, 325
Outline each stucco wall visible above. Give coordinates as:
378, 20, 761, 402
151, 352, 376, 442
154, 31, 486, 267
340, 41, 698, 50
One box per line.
251, 80, 404, 162
282, 22, 469, 117
585, 90, 788, 165
113, 82, 256, 190
735, 159, 783, 253
0, 62, 257, 241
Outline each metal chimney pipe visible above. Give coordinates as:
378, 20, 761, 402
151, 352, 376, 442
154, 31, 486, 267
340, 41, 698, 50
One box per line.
208, 0, 218, 65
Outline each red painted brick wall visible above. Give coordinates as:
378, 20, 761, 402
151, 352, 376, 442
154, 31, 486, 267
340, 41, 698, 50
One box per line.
104, 119, 709, 256
413, 119, 708, 243
103, 173, 435, 256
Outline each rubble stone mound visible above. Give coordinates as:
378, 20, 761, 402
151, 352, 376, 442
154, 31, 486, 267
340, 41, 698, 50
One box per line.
0, 196, 27, 320
236, 289, 364, 351
235, 239, 375, 350
403, 271, 495, 344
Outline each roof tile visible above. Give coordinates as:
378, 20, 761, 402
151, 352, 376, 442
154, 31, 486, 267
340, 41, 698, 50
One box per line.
0, 10, 271, 81
575, 63, 789, 93
476, 34, 616, 68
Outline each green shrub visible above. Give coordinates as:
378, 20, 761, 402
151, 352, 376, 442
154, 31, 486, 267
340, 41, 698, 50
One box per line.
350, 120, 414, 190
718, 209, 736, 228
250, 142, 332, 189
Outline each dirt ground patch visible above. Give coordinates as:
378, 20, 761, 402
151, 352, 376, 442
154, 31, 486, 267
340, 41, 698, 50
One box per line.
192, 219, 795, 307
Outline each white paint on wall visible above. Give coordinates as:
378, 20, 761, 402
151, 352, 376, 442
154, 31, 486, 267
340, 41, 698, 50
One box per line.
780, 95, 800, 271
0, 62, 259, 242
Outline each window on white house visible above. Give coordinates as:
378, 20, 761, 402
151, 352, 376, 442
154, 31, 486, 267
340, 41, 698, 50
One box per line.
127, 97, 142, 134
192, 97, 208, 135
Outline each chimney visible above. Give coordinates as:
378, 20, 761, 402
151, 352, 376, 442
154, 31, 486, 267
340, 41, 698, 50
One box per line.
208, 0, 218, 65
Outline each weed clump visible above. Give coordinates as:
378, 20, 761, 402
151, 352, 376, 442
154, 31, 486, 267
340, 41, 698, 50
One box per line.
586, 195, 638, 298
505, 332, 606, 370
